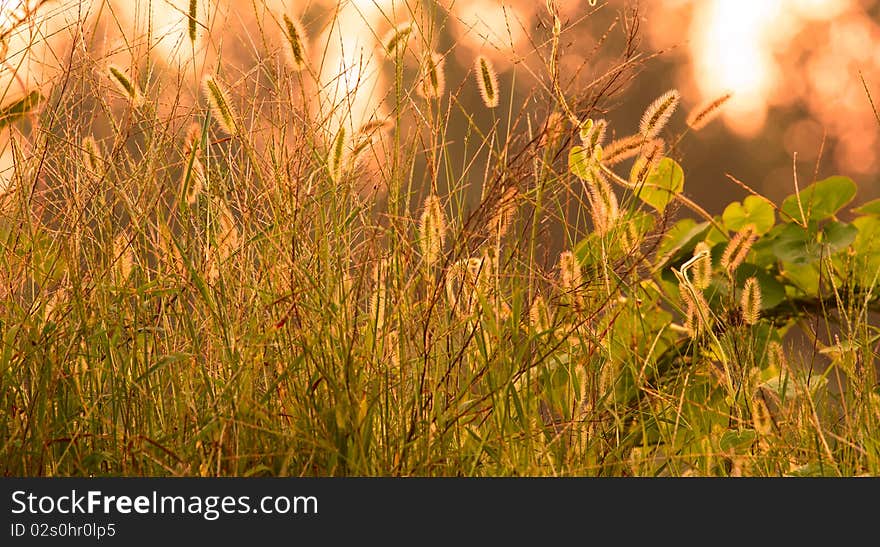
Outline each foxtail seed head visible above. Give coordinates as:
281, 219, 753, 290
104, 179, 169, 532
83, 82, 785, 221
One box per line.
631, 138, 665, 185
188, 0, 198, 44
108, 65, 143, 107
202, 75, 237, 135
601, 134, 646, 165
752, 397, 773, 435
686, 92, 733, 131
81, 136, 103, 177
475, 55, 500, 109
328, 126, 347, 183
640, 89, 680, 139
419, 195, 446, 269
182, 123, 205, 205
720, 224, 758, 272
487, 186, 518, 238
741, 277, 762, 326
382, 22, 413, 58
691, 242, 713, 290
419, 51, 445, 99
529, 294, 552, 335
282, 14, 308, 71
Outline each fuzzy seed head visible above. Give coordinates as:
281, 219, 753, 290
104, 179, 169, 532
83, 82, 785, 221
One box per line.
687, 92, 733, 131
487, 186, 518, 238
721, 224, 758, 272
558, 251, 580, 290
691, 242, 713, 290
282, 14, 308, 71
81, 135, 103, 177
631, 138, 665, 185
188, 0, 198, 44
475, 55, 500, 109
680, 283, 711, 336
419, 194, 446, 269
371, 257, 390, 333
108, 65, 143, 107
113, 232, 135, 282
182, 123, 205, 205
529, 294, 552, 334
639, 89, 680, 139
741, 276, 762, 326
752, 397, 773, 435
382, 22, 413, 58
583, 167, 619, 235
602, 134, 646, 165
540, 111, 566, 150
352, 118, 393, 158
202, 75, 237, 135
328, 126, 348, 183
418, 51, 446, 99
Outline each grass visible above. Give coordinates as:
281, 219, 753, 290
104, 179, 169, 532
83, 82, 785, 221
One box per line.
1, 0, 879, 477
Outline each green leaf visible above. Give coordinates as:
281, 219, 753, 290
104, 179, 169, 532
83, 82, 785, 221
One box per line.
821, 221, 857, 253
0, 91, 43, 130
568, 145, 593, 180
636, 157, 684, 214
771, 223, 817, 265
853, 198, 880, 216
780, 175, 857, 224
722, 195, 775, 235
719, 429, 757, 453
853, 216, 880, 255
653, 218, 710, 270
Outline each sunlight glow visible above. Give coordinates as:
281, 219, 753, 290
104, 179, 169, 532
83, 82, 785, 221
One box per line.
692, 0, 855, 136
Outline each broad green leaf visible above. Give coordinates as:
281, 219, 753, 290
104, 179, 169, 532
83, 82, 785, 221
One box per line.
853, 216, 880, 255
771, 223, 817, 265
636, 157, 684, 214
722, 195, 775, 235
568, 145, 593, 180
653, 218, 710, 270
821, 221, 857, 253
853, 198, 880, 216
780, 175, 856, 224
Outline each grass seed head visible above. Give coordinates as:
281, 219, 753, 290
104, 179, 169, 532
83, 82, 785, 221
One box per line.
382, 22, 413, 58
487, 186, 518, 238
328, 126, 348, 183
639, 89, 680, 139
741, 277, 762, 325
721, 224, 758, 272
202, 75, 237, 135
691, 242, 713, 290
188, 0, 198, 44
475, 55, 500, 109
602, 134, 646, 165
419, 51, 446, 99
282, 14, 308, 71
108, 65, 143, 107
81, 135, 103, 177
687, 92, 733, 131
419, 194, 446, 269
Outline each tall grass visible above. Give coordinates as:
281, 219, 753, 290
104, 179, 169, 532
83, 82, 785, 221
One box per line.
1, 1, 878, 477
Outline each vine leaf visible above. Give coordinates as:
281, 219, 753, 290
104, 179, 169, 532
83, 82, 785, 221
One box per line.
636, 157, 683, 214
780, 175, 856, 224
722, 195, 775, 235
